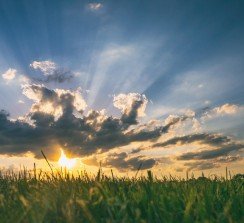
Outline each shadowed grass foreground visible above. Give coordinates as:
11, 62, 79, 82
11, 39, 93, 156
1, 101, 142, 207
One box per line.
0, 169, 243, 223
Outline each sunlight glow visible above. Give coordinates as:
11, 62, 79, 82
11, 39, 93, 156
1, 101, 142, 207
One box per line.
58, 149, 77, 169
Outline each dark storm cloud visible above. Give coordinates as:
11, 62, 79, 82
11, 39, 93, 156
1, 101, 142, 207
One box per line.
65, 114, 185, 156
130, 148, 141, 154
83, 152, 156, 171
121, 100, 144, 125
0, 85, 186, 160
152, 132, 243, 163
184, 161, 218, 171
0, 110, 57, 158
105, 152, 156, 171
183, 155, 242, 171
151, 131, 243, 171
178, 143, 243, 161
127, 116, 188, 143
153, 133, 231, 148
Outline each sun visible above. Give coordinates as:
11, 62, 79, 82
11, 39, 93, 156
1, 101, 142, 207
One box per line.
58, 149, 77, 169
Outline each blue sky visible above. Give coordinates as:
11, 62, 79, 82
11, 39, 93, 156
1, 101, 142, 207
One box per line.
0, 0, 243, 174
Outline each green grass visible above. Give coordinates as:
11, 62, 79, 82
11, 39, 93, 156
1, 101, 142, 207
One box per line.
0, 169, 243, 223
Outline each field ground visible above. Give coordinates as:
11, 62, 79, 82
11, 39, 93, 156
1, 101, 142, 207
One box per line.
0, 170, 243, 223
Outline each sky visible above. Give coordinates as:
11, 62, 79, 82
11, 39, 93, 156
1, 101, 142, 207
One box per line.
0, 0, 244, 176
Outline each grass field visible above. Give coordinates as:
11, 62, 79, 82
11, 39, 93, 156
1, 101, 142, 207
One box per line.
0, 169, 243, 223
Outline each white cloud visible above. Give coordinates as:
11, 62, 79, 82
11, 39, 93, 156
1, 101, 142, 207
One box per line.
113, 93, 148, 117
30, 60, 57, 75
22, 84, 87, 120
88, 3, 103, 11
2, 68, 17, 80
213, 104, 239, 115
18, 100, 25, 104
202, 103, 244, 120
22, 84, 42, 102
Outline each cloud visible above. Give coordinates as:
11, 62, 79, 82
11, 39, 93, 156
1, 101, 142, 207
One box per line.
152, 132, 243, 170
22, 84, 87, 120
0, 109, 56, 158
2, 68, 17, 81
184, 161, 218, 171
177, 143, 243, 160
18, 100, 25, 104
184, 155, 242, 171
30, 60, 74, 83
0, 83, 242, 171
201, 103, 244, 120
214, 104, 239, 115
83, 152, 156, 171
153, 133, 231, 148
130, 148, 141, 154
153, 132, 243, 159
105, 152, 156, 171
0, 85, 186, 163
113, 93, 148, 125
30, 61, 57, 75
87, 3, 103, 11
114, 93, 148, 117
